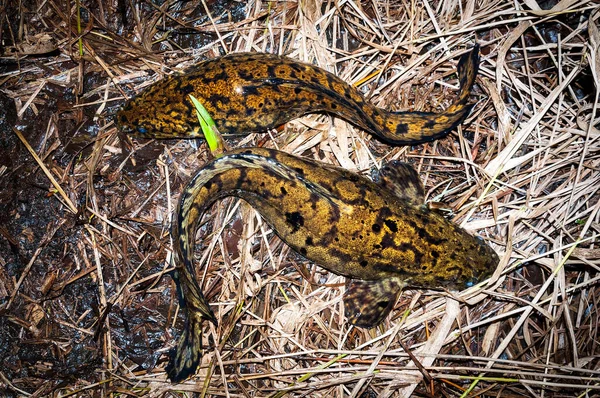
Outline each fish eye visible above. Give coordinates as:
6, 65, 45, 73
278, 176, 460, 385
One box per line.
137, 126, 148, 134
465, 277, 479, 287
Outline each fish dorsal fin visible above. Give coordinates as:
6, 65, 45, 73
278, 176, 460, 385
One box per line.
343, 277, 405, 328
373, 161, 425, 205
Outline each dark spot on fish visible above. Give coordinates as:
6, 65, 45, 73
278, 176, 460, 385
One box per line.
372, 223, 381, 233
360, 260, 368, 267
285, 211, 304, 233
424, 119, 437, 129
211, 69, 229, 81
379, 206, 393, 219
300, 247, 307, 255
380, 234, 395, 249
384, 219, 398, 233
395, 123, 409, 135
237, 69, 253, 80
329, 248, 352, 262
180, 84, 195, 95
280, 186, 287, 195
305, 236, 313, 246
397, 242, 423, 263
243, 86, 260, 96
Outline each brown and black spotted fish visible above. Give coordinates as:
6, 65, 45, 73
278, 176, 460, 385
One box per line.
117, 46, 479, 145
167, 147, 498, 382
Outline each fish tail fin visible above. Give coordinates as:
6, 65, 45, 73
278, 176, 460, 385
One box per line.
166, 310, 206, 382
166, 269, 218, 382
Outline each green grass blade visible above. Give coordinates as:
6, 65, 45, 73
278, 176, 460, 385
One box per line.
189, 94, 225, 156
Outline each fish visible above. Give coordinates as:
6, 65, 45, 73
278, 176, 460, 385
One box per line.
166, 147, 498, 382
117, 46, 479, 145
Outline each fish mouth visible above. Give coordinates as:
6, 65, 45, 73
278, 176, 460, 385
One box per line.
117, 124, 134, 135
115, 113, 148, 136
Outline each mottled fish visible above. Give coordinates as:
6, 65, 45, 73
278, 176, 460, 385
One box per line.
167, 147, 498, 382
117, 47, 479, 144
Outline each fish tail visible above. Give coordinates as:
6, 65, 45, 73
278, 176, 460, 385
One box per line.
171, 268, 219, 325
166, 269, 218, 382
376, 45, 480, 145
166, 310, 206, 382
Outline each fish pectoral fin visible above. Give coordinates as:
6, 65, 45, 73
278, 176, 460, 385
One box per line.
373, 161, 425, 204
343, 278, 405, 328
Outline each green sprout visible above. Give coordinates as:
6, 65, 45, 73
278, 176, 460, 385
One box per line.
189, 94, 225, 156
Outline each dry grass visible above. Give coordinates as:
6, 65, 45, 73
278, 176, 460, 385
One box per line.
1, 0, 599, 397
